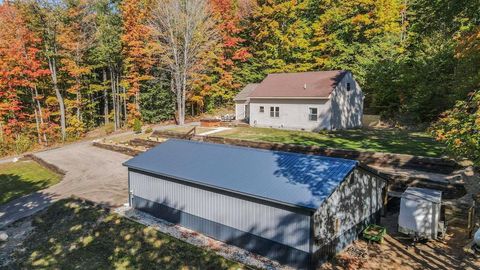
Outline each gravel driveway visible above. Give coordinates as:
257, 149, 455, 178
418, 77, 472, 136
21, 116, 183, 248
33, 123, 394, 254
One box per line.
0, 141, 130, 228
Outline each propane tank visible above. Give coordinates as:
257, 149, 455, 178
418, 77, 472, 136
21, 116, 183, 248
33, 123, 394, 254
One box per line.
474, 228, 480, 246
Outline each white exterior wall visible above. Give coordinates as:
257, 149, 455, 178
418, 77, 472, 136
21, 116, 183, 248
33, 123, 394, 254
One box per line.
330, 72, 364, 129
313, 168, 385, 253
235, 101, 247, 120
129, 171, 312, 252
398, 196, 441, 239
249, 98, 332, 131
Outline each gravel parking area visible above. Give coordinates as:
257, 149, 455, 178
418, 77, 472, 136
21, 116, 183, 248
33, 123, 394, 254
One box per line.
0, 141, 130, 228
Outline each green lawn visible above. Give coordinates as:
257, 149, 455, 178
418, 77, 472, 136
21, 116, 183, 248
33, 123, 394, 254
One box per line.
7, 199, 246, 269
215, 127, 446, 157
0, 160, 62, 205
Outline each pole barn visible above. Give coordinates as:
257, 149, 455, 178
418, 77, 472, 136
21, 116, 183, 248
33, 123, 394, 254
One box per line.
123, 139, 386, 269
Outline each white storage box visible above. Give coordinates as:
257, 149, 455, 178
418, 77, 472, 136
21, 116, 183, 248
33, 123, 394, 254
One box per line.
398, 187, 442, 239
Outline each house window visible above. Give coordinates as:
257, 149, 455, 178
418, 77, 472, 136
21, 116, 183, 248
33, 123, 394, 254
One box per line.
347, 83, 351, 91
259, 106, 264, 113
270, 106, 279, 117
309, 107, 318, 121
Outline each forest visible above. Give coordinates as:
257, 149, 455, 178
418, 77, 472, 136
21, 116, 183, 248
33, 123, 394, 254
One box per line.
0, 0, 479, 162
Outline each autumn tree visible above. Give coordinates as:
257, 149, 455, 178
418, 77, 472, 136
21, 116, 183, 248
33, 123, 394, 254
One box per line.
121, 0, 157, 127
432, 90, 480, 165
0, 2, 49, 148
150, 0, 219, 125
25, 0, 68, 140
248, 0, 314, 74
189, 0, 251, 112
90, 0, 123, 130
58, 0, 94, 138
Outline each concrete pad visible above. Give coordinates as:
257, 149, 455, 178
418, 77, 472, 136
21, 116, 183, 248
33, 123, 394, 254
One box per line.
198, 127, 232, 136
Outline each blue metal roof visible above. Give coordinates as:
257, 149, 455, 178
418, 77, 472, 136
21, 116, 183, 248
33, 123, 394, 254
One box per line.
123, 139, 358, 210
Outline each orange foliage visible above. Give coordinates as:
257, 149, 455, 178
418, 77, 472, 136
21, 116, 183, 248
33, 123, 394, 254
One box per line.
121, 0, 158, 125
0, 3, 49, 140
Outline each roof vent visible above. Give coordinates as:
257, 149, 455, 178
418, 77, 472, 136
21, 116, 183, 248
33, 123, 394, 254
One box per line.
304, 83, 307, 90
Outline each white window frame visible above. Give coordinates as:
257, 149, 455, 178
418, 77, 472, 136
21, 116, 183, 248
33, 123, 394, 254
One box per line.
309, 107, 318, 121
270, 106, 279, 118
259, 106, 264, 113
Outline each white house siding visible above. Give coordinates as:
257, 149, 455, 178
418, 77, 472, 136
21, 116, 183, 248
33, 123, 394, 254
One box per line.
235, 101, 247, 120
129, 171, 312, 252
249, 98, 332, 131
312, 168, 385, 258
330, 72, 363, 129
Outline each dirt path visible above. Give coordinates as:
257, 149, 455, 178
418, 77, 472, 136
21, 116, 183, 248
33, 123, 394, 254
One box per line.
320, 214, 480, 270
0, 141, 130, 228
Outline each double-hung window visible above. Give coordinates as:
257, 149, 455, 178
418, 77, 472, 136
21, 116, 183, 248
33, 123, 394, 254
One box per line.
259, 106, 264, 113
270, 106, 279, 117
309, 107, 318, 121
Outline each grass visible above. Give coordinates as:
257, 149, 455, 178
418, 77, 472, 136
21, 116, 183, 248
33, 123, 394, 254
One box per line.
0, 160, 62, 205
214, 127, 446, 157
7, 199, 246, 270
108, 132, 154, 144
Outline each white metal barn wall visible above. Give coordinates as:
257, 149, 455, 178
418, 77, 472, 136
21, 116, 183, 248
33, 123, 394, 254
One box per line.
129, 170, 313, 268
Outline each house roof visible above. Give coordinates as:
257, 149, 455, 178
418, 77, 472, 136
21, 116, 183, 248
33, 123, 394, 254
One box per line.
123, 139, 358, 210
233, 83, 259, 101
402, 187, 442, 204
249, 70, 348, 98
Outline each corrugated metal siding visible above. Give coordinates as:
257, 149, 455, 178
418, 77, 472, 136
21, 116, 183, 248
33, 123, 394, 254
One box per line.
313, 167, 385, 254
124, 139, 357, 210
133, 196, 311, 269
313, 212, 380, 263
129, 171, 311, 252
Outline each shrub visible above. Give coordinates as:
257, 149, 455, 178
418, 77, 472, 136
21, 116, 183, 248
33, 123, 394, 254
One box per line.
133, 119, 142, 134
431, 90, 480, 165
66, 117, 86, 140
14, 134, 33, 154
104, 123, 115, 135
145, 127, 153, 133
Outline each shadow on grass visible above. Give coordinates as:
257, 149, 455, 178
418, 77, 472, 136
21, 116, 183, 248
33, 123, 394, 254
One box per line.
0, 174, 55, 205
7, 198, 244, 270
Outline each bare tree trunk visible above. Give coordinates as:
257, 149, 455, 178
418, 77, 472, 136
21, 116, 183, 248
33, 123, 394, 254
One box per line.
110, 66, 117, 130
48, 56, 66, 141
31, 89, 42, 144
103, 69, 109, 124
34, 85, 48, 144
150, 0, 218, 127
0, 120, 3, 143
76, 77, 81, 120
400, 0, 408, 42
116, 72, 122, 127
122, 85, 127, 124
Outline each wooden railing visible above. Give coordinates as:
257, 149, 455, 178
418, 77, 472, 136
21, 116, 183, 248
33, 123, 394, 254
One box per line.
182, 126, 196, 139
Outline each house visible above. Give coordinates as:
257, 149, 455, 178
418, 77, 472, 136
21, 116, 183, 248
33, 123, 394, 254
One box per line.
234, 70, 364, 131
234, 83, 258, 121
123, 139, 386, 269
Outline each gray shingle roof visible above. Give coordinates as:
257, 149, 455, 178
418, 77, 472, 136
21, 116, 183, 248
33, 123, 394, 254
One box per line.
233, 83, 259, 101
123, 139, 358, 210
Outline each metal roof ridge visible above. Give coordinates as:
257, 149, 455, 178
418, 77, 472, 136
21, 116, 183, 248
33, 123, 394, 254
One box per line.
165, 138, 358, 164
127, 165, 318, 212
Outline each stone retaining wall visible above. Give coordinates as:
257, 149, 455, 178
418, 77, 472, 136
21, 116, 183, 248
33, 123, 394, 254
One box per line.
24, 154, 67, 175
198, 135, 459, 174
92, 142, 143, 156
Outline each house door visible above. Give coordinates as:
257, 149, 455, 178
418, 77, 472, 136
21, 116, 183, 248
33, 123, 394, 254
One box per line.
244, 104, 249, 122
